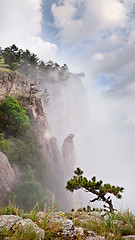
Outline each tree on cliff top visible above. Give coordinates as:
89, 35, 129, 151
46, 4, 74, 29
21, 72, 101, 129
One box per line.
66, 168, 124, 212
2, 44, 22, 70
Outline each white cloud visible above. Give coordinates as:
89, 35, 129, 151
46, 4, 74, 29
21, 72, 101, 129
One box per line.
0, 0, 57, 61
92, 31, 135, 75
51, 2, 83, 42
93, 53, 104, 61
84, 0, 127, 32
93, 34, 121, 52
23, 36, 57, 60
52, 0, 127, 42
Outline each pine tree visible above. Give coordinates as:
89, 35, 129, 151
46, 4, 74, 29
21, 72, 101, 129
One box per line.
66, 168, 124, 212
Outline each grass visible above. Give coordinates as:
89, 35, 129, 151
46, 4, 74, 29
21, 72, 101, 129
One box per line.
0, 201, 63, 239
0, 202, 135, 239
0, 226, 39, 240
64, 209, 135, 240
0, 200, 25, 218
0, 57, 11, 73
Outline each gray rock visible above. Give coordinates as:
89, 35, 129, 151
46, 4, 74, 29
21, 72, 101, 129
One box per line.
86, 231, 105, 240
123, 236, 135, 240
87, 231, 96, 237
62, 219, 84, 238
16, 218, 45, 239
0, 215, 22, 230
97, 237, 105, 240
0, 151, 15, 203
0, 215, 45, 239
48, 212, 64, 224
86, 237, 105, 240
62, 219, 74, 230
74, 226, 84, 236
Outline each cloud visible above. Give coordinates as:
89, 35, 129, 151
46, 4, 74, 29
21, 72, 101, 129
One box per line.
20, 36, 57, 61
93, 31, 135, 71
51, 0, 127, 43
51, 0, 135, 95
53, 0, 135, 98
88, 28, 135, 96
0, 0, 57, 61
51, 2, 83, 43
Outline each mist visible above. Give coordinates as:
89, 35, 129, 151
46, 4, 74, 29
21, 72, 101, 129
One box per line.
1, 0, 135, 213
39, 71, 135, 213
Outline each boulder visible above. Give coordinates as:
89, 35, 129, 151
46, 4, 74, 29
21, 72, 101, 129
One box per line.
62, 219, 84, 238
0, 215, 45, 239
0, 151, 15, 203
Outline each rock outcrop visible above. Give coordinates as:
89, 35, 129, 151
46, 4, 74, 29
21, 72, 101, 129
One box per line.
0, 215, 45, 239
1, 211, 135, 239
0, 72, 29, 100
36, 211, 106, 239
0, 151, 15, 204
30, 97, 75, 210
62, 134, 75, 180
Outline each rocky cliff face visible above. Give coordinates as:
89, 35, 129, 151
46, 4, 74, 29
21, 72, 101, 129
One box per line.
0, 72, 75, 210
29, 96, 75, 209
0, 72, 29, 100
62, 134, 76, 181
0, 151, 15, 204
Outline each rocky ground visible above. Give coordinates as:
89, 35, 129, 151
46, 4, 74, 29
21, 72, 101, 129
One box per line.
0, 210, 135, 239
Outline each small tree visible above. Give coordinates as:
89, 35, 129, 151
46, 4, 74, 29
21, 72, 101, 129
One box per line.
2, 44, 21, 70
66, 168, 124, 212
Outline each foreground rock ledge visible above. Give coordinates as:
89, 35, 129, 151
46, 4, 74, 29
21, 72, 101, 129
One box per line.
0, 215, 45, 240
1, 213, 135, 239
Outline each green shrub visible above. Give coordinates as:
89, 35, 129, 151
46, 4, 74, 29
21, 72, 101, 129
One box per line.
0, 133, 14, 157
0, 95, 29, 135
10, 167, 45, 211
0, 126, 43, 168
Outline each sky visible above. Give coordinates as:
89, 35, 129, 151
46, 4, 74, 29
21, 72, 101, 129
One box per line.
1, 0, 135, 211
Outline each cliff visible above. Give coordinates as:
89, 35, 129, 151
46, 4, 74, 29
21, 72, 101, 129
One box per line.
26, 95, 75, 210
0, 72, 29, 100
0, 71, 75, 210
0, 152, 15, 204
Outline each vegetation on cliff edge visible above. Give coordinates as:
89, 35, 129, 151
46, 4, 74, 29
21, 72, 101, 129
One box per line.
0, 95, 52, 211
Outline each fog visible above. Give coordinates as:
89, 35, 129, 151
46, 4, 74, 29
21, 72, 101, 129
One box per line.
1, 0, 135, 213
39, 72, 135, 213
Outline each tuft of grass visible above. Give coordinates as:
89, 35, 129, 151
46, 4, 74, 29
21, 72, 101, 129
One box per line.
0, 225, 39, 240
27, 201, 44, 223
0, 200, 25, 218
